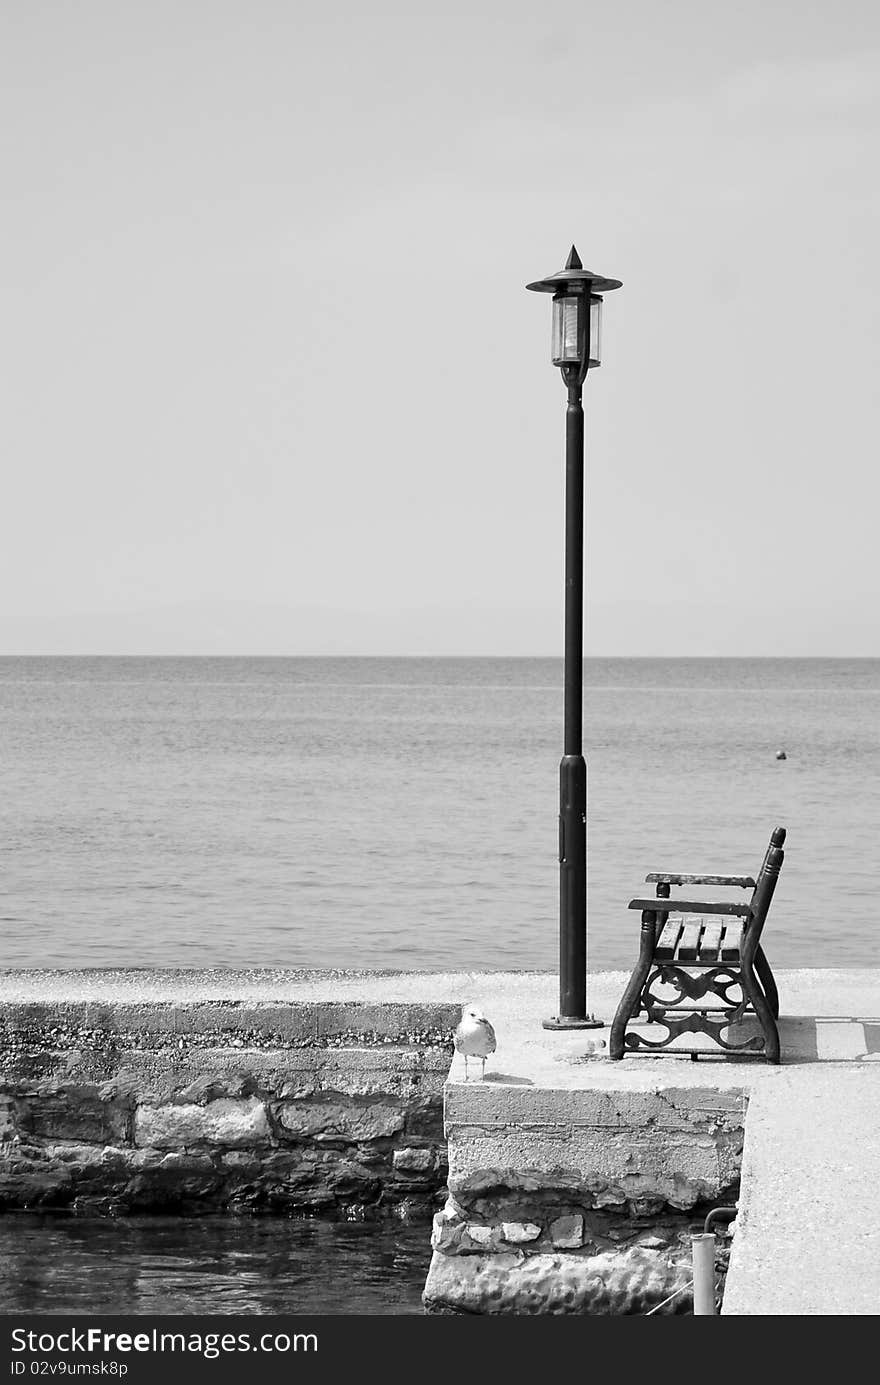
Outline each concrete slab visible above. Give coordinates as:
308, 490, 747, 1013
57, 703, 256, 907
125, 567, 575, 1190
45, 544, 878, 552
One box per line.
721, 1070, 880, 1315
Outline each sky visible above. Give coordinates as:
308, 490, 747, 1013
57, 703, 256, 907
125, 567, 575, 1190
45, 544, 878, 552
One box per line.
2, 0, 879, 655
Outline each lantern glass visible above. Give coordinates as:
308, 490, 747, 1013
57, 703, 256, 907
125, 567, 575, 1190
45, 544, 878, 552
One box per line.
551, 293, 603, 368
589, 296, 602, 367
551, 295, 582, 365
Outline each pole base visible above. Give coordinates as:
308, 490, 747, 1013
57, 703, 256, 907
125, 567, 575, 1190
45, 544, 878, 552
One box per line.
542, 1015, 605, 1031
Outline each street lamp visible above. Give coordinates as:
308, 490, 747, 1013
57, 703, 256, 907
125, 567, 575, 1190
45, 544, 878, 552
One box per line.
526, 245, 622, 1030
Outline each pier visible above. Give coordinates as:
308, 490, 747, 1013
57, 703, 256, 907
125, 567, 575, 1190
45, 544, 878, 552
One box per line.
0, 968, 877, 1313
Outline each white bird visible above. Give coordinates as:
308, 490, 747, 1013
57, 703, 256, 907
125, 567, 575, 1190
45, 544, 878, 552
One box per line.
453, 1004, 497, 1081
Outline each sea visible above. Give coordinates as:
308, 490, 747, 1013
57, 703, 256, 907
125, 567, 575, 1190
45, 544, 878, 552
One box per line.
0, 1213, 427, 1315
1, 655, 878, 973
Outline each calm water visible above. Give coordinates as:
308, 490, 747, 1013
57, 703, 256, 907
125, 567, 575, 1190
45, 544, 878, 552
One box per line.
0, 1213, 428, 1314
1, 656, 878, 971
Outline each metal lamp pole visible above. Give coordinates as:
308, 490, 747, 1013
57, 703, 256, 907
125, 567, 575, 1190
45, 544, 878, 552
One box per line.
526, 246, 622, 1029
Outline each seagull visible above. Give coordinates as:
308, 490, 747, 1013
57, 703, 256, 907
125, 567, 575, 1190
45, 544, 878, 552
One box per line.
454, 1004, 497, 1081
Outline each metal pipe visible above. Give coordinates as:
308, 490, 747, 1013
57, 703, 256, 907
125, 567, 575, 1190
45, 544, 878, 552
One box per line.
691, 1233, 717, 1315
704, 1206, 737, 1235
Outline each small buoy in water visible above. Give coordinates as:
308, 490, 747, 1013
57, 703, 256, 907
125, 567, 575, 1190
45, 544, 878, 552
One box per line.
776, 749, 787, 760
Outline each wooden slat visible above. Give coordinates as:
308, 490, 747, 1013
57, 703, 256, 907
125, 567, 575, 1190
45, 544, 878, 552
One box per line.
720, 923, 742, 961
646, 873, 756, 888
628, 898, 752, 916
655, 918, 683, 960
677, 921, 703, 961
699, 919, 724, 962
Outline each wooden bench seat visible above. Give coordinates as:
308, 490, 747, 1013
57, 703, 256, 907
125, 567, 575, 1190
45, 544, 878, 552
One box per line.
653, 917, 744, 964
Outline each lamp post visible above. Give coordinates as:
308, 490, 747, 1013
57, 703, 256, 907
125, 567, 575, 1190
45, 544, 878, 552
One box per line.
526, 246, 622, 1030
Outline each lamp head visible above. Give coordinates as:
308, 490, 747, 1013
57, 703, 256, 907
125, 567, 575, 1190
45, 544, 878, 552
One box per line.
526, 246, 622, 386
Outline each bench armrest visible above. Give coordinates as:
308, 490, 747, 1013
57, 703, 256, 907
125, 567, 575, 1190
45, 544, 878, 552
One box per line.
646, 873, 756, 888
628, 897, 753, 917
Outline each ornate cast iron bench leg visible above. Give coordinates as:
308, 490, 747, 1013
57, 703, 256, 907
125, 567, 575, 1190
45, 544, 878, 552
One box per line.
754, 945, 779, 1020
610, 909, 657, 1059
741, 951, 780, 1064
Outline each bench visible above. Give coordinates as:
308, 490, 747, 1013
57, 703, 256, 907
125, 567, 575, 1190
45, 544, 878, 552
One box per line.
609, 827, 786, 1063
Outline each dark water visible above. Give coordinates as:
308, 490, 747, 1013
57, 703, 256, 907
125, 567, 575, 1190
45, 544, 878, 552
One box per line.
1, 655, 879, 971
0, 1214, 429, 1315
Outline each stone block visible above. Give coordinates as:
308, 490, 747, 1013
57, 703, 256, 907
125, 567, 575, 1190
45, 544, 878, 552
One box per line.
444, 1083, 745, 1135
423, 1246, 693, 1315
41, 1141, 108, 1171
275, 1100, 404, 1141
392, 1147, 436, 1173
222, 1151, 263, 1171
501, 1222, 542, 1245
550, 1214, 584, 1249
134, 1098, 269, 1150
431, 1210, 467, 1253
465, 1224, 500, 1249
446, 1124, 741, 1209
15, 1087, 130, 1146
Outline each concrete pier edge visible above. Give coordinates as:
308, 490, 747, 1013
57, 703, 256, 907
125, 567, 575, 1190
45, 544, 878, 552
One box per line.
1, 966, 878, 1314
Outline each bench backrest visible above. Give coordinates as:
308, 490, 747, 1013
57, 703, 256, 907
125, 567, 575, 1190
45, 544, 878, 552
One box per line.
742, 825, 786, 960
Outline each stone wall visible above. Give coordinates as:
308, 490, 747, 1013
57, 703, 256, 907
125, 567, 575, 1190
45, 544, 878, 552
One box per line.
0, 998, 458, 1216
0, 978, 745, 1315
424, 1081, 745, 1314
